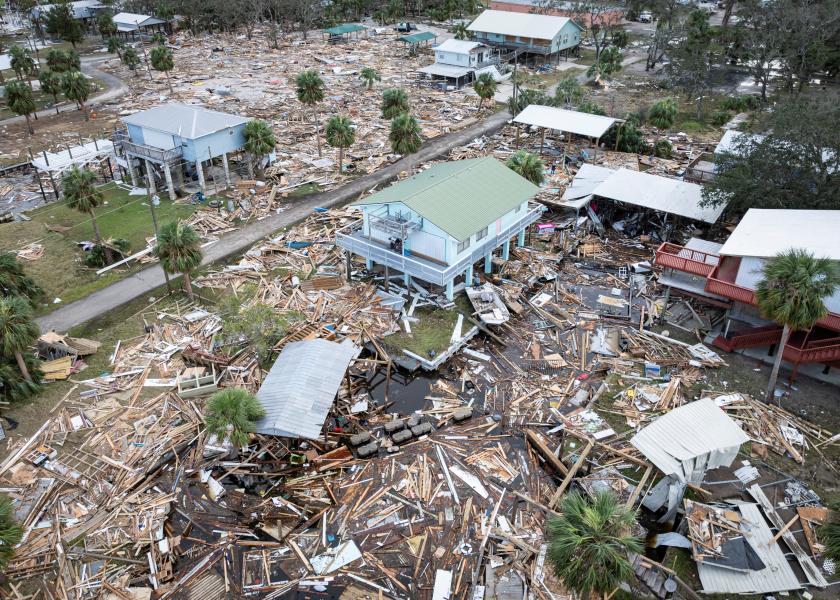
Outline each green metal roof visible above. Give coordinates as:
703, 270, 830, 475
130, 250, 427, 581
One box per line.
323, 23, 367, 35
398, 31, 437, 44
355, 158, 540, 242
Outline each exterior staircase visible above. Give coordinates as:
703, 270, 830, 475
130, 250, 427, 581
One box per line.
713, 325, 783, 352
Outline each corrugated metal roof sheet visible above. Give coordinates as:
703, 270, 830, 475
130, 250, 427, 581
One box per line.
122, 103, 250, 139
354, 158, 540, 242
112, 12, 166, 27
324, 23, 367, 35
254, 339, 359, 439
434, 39, 484, 53
467, 9, 580, 39
560, 163, 615, 209
630, 398, 748, 482
591, 168, 726, 224
399, 31, 438, 44
697, 502, 802, 595
514, 105, 620, 139
418, 63, 473, 78
718, 208, 840, 260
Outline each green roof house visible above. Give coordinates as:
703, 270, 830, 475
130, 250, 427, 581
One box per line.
336, 157, 545, 300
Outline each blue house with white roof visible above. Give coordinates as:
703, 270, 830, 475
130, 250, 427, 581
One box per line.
115, 103, 262, 199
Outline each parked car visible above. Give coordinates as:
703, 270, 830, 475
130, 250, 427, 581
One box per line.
638, 10, 653, 22
394, 22, 417, 32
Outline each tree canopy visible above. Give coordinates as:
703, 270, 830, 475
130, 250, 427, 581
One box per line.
702, 96, 840, 214
154, 221, 203, 297
506, 150, 545, 186
204, 388, 266, 447
381, 87, 410, 119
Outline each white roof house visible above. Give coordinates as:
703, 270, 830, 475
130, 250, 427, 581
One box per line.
514, 105, 621, 139
122, 104, 250, 140
433, 39, 484, 54
31, 0, 103, 20
468, 9, 575, 39
112, 12, 167, 31
718, 209, 840, 260
591, 168, 726, 224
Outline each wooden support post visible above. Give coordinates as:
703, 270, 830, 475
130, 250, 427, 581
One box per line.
549, 440, 593, 507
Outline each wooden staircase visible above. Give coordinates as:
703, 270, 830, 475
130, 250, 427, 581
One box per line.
713, 325, 783, 352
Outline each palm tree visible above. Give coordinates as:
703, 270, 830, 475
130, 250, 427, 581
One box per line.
97, 12, 117, 38
154, 221, 203, 298
389, 112, 422, 174
823, 501, 840, 564
449, 22, 469, 40
295, 69, 326, 157
555, 76, 583, 108
61, 71, 92, 120
0, 358, 42, 405
506, 150, 545, 186
5, 82, 36, 135
756, 249, 840, 403
359, 66, 381, 90
243, 120, 276, 178
648, 97, 677, 129
9, 45, 35, 88
62, 166, 114, 265
204, 388, 266, 447
107, 36, 124, 62
381, 87, 410, 119
0, 493, 23, 570
473, 72, 497, 112
0, 296, 39, 383
123, 47, 141, 74
325, 115, 355, 175
0, 252, 44, 306
38, 68, 62, 114
150, 45, 175, 94
548, 491, 642, 600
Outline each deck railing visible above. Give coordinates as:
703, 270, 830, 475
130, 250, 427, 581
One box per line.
654, 242, 719, 277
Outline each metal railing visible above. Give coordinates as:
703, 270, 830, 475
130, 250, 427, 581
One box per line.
113, 130, 182, 163
654, 242, 719, 277
336, 203, 545, 287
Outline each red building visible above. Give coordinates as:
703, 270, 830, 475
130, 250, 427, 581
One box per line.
654, 209, 840, 377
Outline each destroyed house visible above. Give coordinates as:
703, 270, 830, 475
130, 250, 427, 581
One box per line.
335, 157, 544, 300
112, 12, 168, 35
418, 39, 497, 88
655, 209, 840, 374
467, 9, 583, 58
114, 103, 255, 199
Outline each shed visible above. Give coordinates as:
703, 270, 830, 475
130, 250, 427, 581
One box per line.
399, 31, 438, 46
323, 23, 367, 42
591, 169, 726, 224
112, 12, 167, 32
254, 339, 359, 439
514, 105, 620, 139
630, 398, 748, 483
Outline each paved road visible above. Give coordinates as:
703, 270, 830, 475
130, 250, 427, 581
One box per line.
36, 110, 512, 333
0, 56, 127, 126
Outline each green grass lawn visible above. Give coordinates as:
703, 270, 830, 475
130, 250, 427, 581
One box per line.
383, 295, 472, 358
0, 182, 196, 314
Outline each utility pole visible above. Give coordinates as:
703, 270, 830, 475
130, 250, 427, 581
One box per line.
146, 180, 172, 294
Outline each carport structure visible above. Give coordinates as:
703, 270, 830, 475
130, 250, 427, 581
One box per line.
513, 105, 623, 159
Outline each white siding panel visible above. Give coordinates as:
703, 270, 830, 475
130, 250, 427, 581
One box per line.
409, 230, 446, 262
735, 256, 765, 289
141, 129, 176, 150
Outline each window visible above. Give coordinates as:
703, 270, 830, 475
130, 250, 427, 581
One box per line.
476, 226, 488, 241
457, 239, 469, 253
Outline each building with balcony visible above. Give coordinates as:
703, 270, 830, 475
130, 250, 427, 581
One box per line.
115, 103, 263, 200
335, 157, 545, 300
467, 9, 583, 60
418, 39, 498, 88
654, 209, 840, 375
